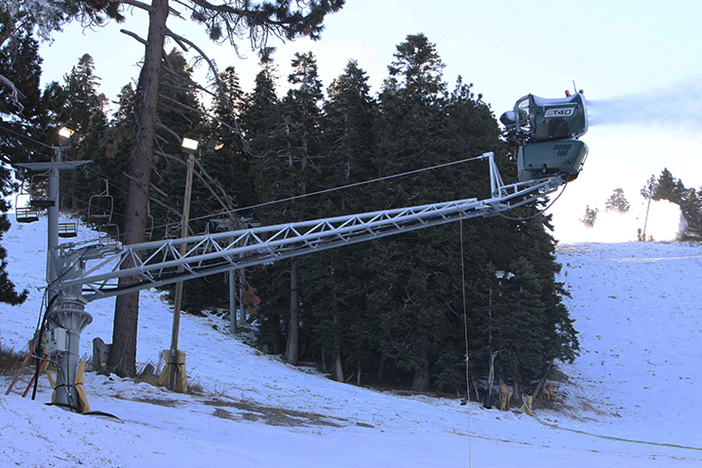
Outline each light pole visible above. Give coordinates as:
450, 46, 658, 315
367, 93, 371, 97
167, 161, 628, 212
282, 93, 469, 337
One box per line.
484, 269, 505, 409
166, 138, 227, 390
167, 137, 198, 392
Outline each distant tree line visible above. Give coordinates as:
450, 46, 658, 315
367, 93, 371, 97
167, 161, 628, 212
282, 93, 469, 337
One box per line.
646, 168, 702, 240
579, 170, 701, 240
580, 188, 629, 229
1, 20, 578, 399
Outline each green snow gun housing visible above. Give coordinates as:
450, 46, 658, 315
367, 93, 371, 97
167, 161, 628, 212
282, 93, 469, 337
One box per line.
500, 91, 589, 182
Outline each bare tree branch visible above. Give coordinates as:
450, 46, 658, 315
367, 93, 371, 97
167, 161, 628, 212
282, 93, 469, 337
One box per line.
153, 149, 243, 230
156, 121, 185, 143
119, 28, 147, 45
0, 74, 25, 112
165, 28, 249, 153
160, 63, 217, 99
121, 171, 180, 218
158, 93, 241, 135
119, 0, 153, 12
193, 157, 244, 228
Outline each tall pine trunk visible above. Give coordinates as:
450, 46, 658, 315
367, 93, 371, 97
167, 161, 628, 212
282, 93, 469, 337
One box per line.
332, 284, 344, 382
334, 348, 344, 382
285, 262, 300, 365
511, 359, 521, 401
411, 348, 431, 392
333, 311, 344, 382
108, 0, 168, 377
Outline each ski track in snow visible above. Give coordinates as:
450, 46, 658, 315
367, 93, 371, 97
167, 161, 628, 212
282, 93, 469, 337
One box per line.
1, 217, 702, 467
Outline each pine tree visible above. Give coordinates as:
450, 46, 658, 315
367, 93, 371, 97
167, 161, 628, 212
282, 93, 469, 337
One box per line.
242, 60, 281, 159
322, 60, 377, 213
151, 49, 205, 219
370, 34, 465, 391
640, 175, 657, 240
242, 61, 288, 354
580, 205, 598, 228
249, 53, 325, 224
490, 258, 545, 399
150, 49, 219, 313
45, 53, 109, 213
208, 65, 255, 210
281, 52, 324, 365
0, 25, 40, 306
59, 54, 105, 130
301, 59, 379, 382
0, 1, 67, 116
167, 64, 253, 314
650, 169, 702, 239
510, 214, 578, 398
0, 27, 45, 164
605, 188, 630, 213
653, 168, 678, 202
248, 52, 326, 365
88, 83, 137, 228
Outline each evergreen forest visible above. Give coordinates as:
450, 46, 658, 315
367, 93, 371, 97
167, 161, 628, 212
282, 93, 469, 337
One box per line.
1, 25, 579, 398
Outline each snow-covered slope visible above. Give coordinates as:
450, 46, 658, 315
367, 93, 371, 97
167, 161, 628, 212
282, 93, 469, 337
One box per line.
1, 216, 701, 467
557, 242, 702, 446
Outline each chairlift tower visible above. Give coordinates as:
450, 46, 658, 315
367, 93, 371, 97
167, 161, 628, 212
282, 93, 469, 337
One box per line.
15, 132, 91, 409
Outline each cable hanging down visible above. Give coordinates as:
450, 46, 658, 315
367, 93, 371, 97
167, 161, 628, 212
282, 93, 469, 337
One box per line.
125, 153, 493, 240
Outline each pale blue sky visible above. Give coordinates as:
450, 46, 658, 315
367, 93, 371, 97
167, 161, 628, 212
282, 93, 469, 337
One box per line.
38, 0, 702, 240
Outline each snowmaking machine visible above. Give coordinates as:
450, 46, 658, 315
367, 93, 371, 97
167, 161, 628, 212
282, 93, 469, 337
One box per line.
500, 90, 589, 182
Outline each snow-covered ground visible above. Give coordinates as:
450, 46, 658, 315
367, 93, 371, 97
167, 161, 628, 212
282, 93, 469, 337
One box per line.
2, 215, 702, 467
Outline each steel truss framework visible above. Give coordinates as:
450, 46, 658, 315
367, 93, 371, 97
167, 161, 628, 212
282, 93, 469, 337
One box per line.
53, 153, 565, 302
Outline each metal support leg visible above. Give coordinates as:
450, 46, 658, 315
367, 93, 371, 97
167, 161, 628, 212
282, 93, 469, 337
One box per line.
47, 296, 91, 409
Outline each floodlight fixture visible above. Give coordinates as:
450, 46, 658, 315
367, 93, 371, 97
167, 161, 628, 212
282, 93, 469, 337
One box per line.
58, 126, 74, 146
58, 126, 74, 141
209, 139, 223, 150
58, 126, 85, 147
206, 139, 224, 155
181, 138, 199, 154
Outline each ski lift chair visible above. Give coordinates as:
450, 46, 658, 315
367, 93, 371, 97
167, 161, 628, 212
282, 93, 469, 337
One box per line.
96, 222, 120, 248
16, 206, 40, 224
88, 180, 114, 224
58, 220, 78, 238
29, 198, 56, 209
27, 173, 55, 210
15, 192, 39, 224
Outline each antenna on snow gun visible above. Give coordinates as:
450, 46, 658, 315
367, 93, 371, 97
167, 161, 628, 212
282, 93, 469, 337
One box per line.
500, 90, 589, 182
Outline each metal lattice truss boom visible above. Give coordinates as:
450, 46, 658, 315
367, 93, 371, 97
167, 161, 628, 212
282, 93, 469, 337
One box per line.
54, 154, 565, 302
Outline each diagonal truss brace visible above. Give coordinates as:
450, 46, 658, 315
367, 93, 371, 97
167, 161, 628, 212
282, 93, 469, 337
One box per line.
53, 153, 564, 302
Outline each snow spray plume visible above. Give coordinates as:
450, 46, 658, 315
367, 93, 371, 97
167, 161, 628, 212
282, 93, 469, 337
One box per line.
588, 76, 702, 132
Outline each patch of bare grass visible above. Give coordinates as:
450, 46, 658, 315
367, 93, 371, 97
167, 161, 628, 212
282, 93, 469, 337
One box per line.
113, 393, 181, 408
0, 343, 26, 376
204, 398, 353, 428
134, 363, 160, 386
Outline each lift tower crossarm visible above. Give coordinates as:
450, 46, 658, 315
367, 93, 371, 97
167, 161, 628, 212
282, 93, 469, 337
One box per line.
53, 153, 564, 302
